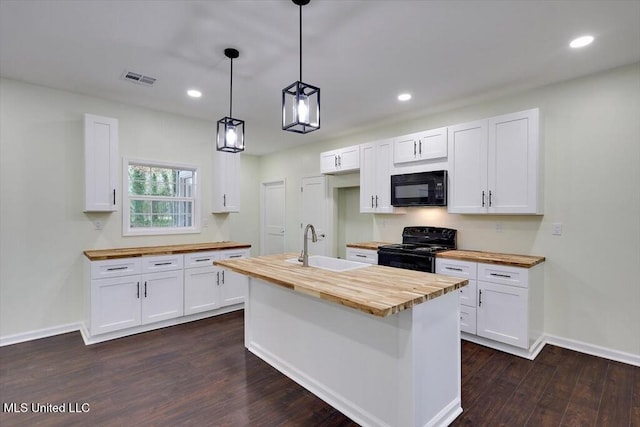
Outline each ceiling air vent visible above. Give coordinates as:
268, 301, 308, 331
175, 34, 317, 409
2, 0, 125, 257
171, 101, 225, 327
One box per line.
121, 70, 157, 87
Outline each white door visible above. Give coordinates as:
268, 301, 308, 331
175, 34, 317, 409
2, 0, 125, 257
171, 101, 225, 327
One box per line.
448, 119, 488, 213
262, 180, 286, 255
301, 176, 328, 256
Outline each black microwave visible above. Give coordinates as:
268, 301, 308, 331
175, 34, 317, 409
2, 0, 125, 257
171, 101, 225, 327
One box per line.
390, 170, 447, 207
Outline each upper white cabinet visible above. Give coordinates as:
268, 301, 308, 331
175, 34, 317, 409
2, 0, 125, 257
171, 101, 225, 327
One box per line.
393, 127, 447, 165
212, 150, 240, 213
320, 144, 360, 174
448, 108, 541, 214
359, 139, 404, 214
84, 114, 118, 212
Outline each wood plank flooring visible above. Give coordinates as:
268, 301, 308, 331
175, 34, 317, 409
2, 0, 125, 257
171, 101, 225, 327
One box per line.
1, 311, 638, 426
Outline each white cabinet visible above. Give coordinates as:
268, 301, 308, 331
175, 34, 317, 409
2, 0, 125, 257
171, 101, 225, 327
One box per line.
359, 139, 404, 214
320, 145, 360, 174
89, 255, 183, 336
448, 108, 541, 214
183, 249, 249, 315
436, 256, 544, 356
212, 150, 240, 213
393, 127, 447, 165
345, 247, 378, 265
84, 113, 118, 212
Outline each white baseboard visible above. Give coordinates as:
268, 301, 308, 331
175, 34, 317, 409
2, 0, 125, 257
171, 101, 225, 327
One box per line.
545, 334, 640, 367
0, 322, 81, 347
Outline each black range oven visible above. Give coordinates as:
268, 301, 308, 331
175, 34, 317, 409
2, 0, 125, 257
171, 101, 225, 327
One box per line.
377, 226, 457, 273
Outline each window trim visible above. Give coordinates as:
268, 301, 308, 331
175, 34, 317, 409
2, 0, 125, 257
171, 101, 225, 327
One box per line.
122, 158, 201, 236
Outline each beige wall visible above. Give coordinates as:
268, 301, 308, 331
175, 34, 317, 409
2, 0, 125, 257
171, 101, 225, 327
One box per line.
2, 62, 639, 357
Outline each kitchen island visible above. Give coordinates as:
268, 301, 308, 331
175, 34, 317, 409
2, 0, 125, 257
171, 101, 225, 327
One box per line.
215, 253, 468, 427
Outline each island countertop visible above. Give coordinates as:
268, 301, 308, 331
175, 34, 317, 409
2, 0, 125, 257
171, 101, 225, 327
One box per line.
84, 241, 251, 261
214, 253, 467, 317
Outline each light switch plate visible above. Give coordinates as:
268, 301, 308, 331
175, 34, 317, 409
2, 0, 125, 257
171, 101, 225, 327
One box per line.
552, 222, 562, 236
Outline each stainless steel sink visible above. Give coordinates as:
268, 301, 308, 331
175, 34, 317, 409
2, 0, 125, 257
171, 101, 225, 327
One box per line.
286, 255, 370, 272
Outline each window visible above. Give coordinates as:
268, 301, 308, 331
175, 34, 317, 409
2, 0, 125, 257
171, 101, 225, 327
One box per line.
123, 159, 200, 236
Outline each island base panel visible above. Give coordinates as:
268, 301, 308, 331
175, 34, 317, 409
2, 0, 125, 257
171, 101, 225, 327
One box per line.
244, 278, 462, 427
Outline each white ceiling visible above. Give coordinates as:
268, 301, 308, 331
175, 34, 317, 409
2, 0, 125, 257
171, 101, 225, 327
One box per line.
1, 0, 639, 155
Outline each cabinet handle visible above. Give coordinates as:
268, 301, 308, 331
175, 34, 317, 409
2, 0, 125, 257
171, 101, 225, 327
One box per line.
478, 289, 482, 307
371, 195, 374, 208
375, 195, 378, 207
154, 262, 172, 266
482, 191, 486, 207
137, 282, 140, 299
223, 194, 226, 207
229, 254, 243, 258
338, 155, 342, 166
194, 258, 210, 262
413, 141, 417, 156
490, 273, 512, 278
216, 271, 220, 285
107, 266, 128, 271
222, 270, 225, 284
446, 267, 463, 272
334, 156, 338, 167
355, 254, 367, 258
144, 281, 147, 298
113, 189, 116, 205
489, 190, 493, 207
419, 140, 422, 155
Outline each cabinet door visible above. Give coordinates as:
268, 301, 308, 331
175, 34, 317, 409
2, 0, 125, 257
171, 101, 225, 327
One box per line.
477, 281, 528, 348
488, 108, 540, 214
141, 270, 184, 324
359, 142, 376, 213
320, 150, 339, 174
84, 114, 118, 212
373, 139, 396, 213
184, 266, 220, 315
338, 145, 360, 171
91, 276, 141, 335
448, 120, 488, 214
393, 134, 418, 164
219, 269, 248, 307
212, 150, 240, 213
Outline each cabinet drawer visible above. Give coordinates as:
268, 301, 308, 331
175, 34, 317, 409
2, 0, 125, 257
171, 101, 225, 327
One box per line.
459, 279, 477, 307
219, 248, 250, 260
436, 258, 477, 279
91, 258, 141, 279
345, 248, 378, 265
478, 263, 528, 288
184, 251, 219, 269
460, 305, 477, 335
141, 254, 183, 273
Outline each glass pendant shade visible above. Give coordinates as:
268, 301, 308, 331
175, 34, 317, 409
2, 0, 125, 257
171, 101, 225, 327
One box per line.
282, 81, 320, 133
216, 48, 245, 153
217, 117, 244, 152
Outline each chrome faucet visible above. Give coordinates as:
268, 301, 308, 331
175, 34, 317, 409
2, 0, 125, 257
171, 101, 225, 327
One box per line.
298, 223, 318, 266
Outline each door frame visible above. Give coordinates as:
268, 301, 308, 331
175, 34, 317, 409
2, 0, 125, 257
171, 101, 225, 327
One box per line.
260, 178, 286, 256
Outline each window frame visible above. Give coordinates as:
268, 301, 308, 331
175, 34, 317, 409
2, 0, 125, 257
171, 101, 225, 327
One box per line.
122, 158, 201, 236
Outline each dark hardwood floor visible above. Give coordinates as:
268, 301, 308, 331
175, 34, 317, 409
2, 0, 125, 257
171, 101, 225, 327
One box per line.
1, 311, 638, 426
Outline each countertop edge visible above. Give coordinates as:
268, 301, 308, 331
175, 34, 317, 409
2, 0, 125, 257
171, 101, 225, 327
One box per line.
84, 242, 252, 261
437, 250, 545, 268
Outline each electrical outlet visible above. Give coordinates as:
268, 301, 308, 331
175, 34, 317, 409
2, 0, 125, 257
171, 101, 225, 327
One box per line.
495, 222, 503, 233
203, 219, 209, 228
94, 220, 103, 230
552, 222, 563, 236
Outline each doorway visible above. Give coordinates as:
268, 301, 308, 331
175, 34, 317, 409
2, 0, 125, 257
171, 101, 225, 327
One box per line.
261, 179, 285, 255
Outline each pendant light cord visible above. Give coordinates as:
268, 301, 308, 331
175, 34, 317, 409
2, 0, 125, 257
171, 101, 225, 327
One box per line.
299, 3, 302, 82
229, 57, 233, 118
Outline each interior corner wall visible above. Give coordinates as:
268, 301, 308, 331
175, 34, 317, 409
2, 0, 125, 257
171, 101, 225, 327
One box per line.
0, 78, 237, 337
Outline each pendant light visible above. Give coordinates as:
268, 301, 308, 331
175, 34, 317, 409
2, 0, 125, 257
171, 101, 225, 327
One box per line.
217, 48, 245, 153
282, 0, 320, 134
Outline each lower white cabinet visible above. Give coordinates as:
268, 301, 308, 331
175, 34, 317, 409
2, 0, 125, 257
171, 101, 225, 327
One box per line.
345, 247, 378, 265
436, 257, 544, 357
86, 248, 249, 342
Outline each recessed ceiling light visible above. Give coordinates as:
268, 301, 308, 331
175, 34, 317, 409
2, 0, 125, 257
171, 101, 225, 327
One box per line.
398, 93, 412, 101
187, 89, 202, 98
569, 35, 594, 49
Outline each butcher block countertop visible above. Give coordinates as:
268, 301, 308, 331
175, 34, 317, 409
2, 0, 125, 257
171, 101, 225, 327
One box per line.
83, 242, 251, 261
214, 253, 467, 317
437, 250, 545, 268
346, 241, 394, 250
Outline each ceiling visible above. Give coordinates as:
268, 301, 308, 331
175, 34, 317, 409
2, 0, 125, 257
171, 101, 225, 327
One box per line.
1, 0, 639, 155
